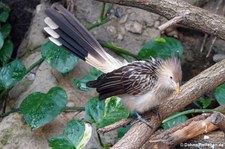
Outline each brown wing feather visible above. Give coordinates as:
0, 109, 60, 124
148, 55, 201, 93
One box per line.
87, 58, 162, 100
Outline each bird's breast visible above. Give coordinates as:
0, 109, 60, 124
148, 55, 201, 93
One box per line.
119, 91, 160, 113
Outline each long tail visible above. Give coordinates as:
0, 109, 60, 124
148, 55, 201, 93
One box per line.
44, 4, 126, 73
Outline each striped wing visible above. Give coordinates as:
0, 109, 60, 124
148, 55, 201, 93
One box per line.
87, 58, 162, 99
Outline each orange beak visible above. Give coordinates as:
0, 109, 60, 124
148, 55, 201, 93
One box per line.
175, 83, 180, 93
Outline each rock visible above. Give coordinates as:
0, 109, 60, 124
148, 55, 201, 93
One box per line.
17, 2, 50, 57
213, 39, 225, 54
119, 14, 128, 24
142, 28, 161, 40
0, 113, 48, 149
114, 7, 123, 18
154, 20, 161, 28
106, 25, 117, 35
125, 21, 143, 34
127, 9, 160, 27
13, 57, 58, 107
213, 54, 225, 62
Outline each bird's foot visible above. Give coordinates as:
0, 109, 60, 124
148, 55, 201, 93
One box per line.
131, 112, 152, 128
151, 106, 163, 121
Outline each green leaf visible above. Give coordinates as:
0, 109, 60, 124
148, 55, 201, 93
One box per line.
41, 41, 79, 73
0, 39, 13, 65
20, 87, 67, 129
85, 96, 129, 128
1, 23, 11, 39
0, 60, 26, 90
215, 83, 225, 105
0, 2, 10, 22
73, 68, 102, 91
195, 97, 212, 109
117, 125, 131, 139
0, 32, 4, 49
137, 37, 183, 60
48, 119, 92, 149
162, 113, 188, 130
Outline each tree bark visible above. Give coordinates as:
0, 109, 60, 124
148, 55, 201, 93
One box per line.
110, 58, 225, 148
96, 0, 225, 40
145, 106, 225, 148
210, 112, 225, 133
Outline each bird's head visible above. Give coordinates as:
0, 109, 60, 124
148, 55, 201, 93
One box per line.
157, 57, 182, 93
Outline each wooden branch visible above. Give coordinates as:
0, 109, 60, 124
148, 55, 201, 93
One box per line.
98, 118, 133, 133
110, 58, 225, 148
158, 14, 186, 31
184, 130, 225, 148
210, 112, 225, 133
96, 0, 225, 40
145, 106, 225, 148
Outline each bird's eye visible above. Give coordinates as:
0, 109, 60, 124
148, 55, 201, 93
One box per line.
170, 76, 173, 79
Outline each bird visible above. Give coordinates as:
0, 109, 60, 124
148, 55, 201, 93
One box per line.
44, 4, 182, 117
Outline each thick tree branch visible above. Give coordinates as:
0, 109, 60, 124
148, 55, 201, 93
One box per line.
96, 0, 225, 40
110, 58, 225, 148
210, 112, 225, 133
146, 106, 225, 148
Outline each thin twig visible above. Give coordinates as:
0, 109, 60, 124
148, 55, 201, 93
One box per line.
63, 106, 85, 111
158, 15, 185, 31
200, 34, 208, 52
206, 36, 217, 57
205, 0, 223, 57
25, 57, 44, 74
98, 118, 134, 133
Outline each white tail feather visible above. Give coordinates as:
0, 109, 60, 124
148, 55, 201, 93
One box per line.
44, 27, 59, 38
44, 17, 58, 29
48, 37, 62, 46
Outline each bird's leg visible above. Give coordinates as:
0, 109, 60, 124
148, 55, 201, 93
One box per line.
151, 106, 163, 121
131, 112, 152, 128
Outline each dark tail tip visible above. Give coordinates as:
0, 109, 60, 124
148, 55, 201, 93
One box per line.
86, 80, 97, 88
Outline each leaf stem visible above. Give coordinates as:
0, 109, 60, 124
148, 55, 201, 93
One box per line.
100, 3, 106, 21
63, 106, 85, 111
162, 109, 225, 123
25, 57, 44, 74
0, 108, 20, 118
87, 3, 113, 30
101, 42, 138, 59
87, 18, 110, 31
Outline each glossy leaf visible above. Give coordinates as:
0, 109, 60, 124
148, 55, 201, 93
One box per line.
117, 125, 131, 139
73, 68, 102, 91
20, 87, 67, 129
0, 60, 26, 90
0, 2, 10, 22
1, 23, 11, 39
162, 113, 188, 130
137, 37, 183, 60
215, 83, 225, 105
0, 39, 13, 65
48, 119, 92, 149
85, 96, 129, 128
195, 97, 212, 109
41, 41, 79, 73
0, 32, 4, 49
